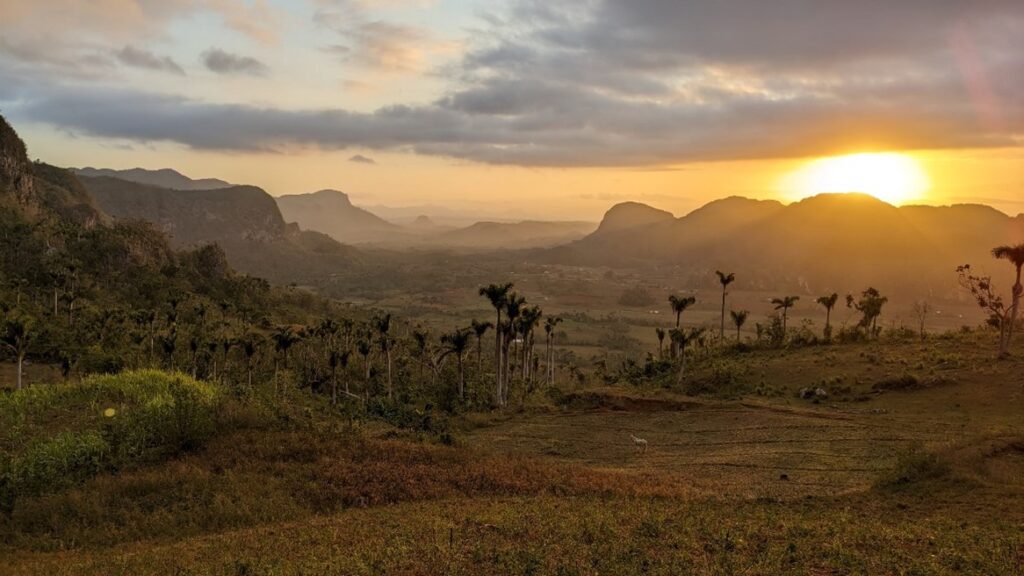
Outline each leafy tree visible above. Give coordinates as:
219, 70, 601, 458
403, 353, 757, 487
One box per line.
669, 327, 705, 385
715, 271, 735, 340
846, 288, 888, 338
729, 309, 749, 342
771, 296, 800, 334
816, 293, 839, 340
1, 310, 34, 390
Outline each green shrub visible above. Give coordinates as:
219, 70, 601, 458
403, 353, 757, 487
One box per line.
875, 444, 951, 489
0, 370, 222, 509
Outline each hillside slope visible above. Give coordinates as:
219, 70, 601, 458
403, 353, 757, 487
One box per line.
77, 176, 361, 287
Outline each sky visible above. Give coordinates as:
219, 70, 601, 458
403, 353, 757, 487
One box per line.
1, 0, 1022, 221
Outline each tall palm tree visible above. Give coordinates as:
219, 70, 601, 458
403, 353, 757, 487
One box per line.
374, 314, 394, 398
668, 294, 696, 357
328, 349, 351, 404
715, 271, 735, 340
771, 296, 800, 334
993, 243, 1024, 357
544, 317, 562, 386
479, 283, 513, 403
441, 327, 472, 401
501, 292, 526, 405
271, 325, 301, 396
239, 333, 261, 390
729, 309, 749, 342
816, 293, 839, 340
470, 319, 493, 374
1, 311, 33, 390
356, 338, 373, 385
518, 305, 543, 383
655, 327, 666, 359
412, 328, 429, 379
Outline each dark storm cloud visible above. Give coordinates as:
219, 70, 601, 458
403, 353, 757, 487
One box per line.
4, 0, 1024, 166
201, 48, 269, 76
115, 45, 185, 75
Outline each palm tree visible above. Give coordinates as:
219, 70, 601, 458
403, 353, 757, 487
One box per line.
992, 243, 1024, 357
668, 294, 696, 358
544, 317, 562, 386
771, 296, 800, 334
655, 328, 666, 359
479, 283, 513, 403
670, 327, 705, 385
470, 319, 493, 374
518, 305, 543, 383
240, 333, 262, 390
374, 314, 394, 398
356, 339, 373, 385
328, 349, 351, 404
816, 293, 839, 340
729, 310, 749, 342
493, 292, 527, 406
271, 325, 301, 396
715, 271, 735, 340
441, 327, 472, 401
1, 311, 33, 390
412, 328, 429, 379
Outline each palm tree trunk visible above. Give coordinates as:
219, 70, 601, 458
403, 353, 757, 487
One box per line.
720, 289, 726, 340
332, 365, 338, 405
386, 347, 393, 399
16, 351, 25, 390
676, 346, 686, 385
458, 354, 465, 401
494, 310, 502, 405
1005, 265, 1023, 355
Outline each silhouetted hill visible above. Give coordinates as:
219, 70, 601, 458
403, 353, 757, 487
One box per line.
77, 176, 361, 286
72, 167, 232, 191
276, 189, 402, 245
592, 202, 675, 235
542, 193, 1024, 298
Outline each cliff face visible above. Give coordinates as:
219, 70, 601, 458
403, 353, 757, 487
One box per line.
80, 176, 291, 247
0, 115, 36, 204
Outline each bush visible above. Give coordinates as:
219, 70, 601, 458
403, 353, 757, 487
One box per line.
0, 370, 222, 509
875, 444, 951, 489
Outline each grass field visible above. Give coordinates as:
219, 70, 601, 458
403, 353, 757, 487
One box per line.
2, 334, 1022, 575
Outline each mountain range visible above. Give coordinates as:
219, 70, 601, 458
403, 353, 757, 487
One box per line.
543, 194, 1024, 298
17, 144, 1024, 303
72, 167, 232, 191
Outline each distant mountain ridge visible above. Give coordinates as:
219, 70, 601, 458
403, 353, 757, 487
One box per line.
72, 167, 232, 191
276, 189, 401, 245
543, 193, 1024, 297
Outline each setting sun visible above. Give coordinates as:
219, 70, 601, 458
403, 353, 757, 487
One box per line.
782, 153, 930, 205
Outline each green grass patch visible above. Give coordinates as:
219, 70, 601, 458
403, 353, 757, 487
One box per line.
0, 370, 222, 509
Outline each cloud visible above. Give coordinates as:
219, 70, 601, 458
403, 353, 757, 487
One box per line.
202, 48, 269, 76
349, 154, 377, 164
4, 0, 1024, 167
315, 0, 456, 73
115, 45, 185, 75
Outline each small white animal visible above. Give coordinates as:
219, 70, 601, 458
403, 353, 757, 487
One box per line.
630, 434, 648, 453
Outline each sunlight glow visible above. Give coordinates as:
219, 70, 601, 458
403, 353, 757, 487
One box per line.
782, 153, 930, 205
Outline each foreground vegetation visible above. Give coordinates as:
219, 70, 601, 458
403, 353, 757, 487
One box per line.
1, 333, 1022, 575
